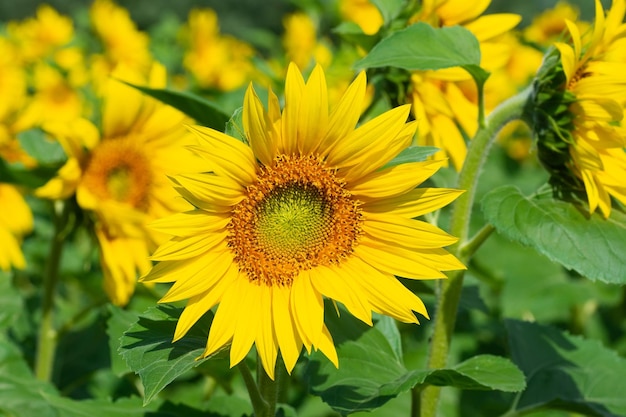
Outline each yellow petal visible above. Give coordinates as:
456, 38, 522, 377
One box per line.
150, 230, 227, 261
244, 83, 276, 166
315, 325, 338, 368
555, 42, 576, 85
319, 71, 366, 153
363, 213, 458, 249
204, 275, 246, 357
281, 62, 306, 155
255, 284, 278, 380
298, 64, 329, 154
159, 247, 233, 302
149, 210, 230, 237
344, 257, 428, 322
187, 125, 257, 185
173, 173, 245, 207
349, 160, 446, 200
173, 263, 238, 341
230, 283, 262, 367
309, 265, 373, 325
327, 105, 411, 169
363, 188, 464, 218
290, 270, 324, 349
464, 14, 521, 42
102, 65, 144, 138
272, 285, 302, 373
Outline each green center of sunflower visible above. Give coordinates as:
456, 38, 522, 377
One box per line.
256, 183, 332, 258
228, 154, 362, 287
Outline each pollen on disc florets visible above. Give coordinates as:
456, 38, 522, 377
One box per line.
82, 137, 153, 210
228, 154, 363, 287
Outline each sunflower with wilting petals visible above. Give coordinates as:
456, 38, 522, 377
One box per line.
142, 63, 465, 378
543, 0, 626, 217
36, 63, 203, 305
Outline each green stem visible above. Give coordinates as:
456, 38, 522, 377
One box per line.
35, 200, 70, 382
419, 86, 532, 417
257, 358, 282, 417
460, 223, 495, 259
238, 361, 268, 417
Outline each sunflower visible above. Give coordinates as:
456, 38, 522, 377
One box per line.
550, 0, 626, 217
36, 63, 203, 305
143, 63, 465, 378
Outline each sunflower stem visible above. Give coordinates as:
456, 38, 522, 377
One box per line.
257, 358, 280, 417
238, 360, 268, 417
419, 86, 533, 417
459, 223, 495, 259
35, 200, 70, 382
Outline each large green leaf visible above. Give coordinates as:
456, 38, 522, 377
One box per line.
107, 305, 139, 376
355, 23, 481, 71
123, 83, 230, 130
481, 185, 626, 284
0, 336, 57, 417
507, 319, 626, 416
119, 305, 216, 405
305, 311, 525, 414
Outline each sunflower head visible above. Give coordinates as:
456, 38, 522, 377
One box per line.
529, 0, 626, 217
529, 47, 583, 201
143, 63, 465, 379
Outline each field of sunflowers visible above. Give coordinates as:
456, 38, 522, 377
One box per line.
1, 0, 626, 416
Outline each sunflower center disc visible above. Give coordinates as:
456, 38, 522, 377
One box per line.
228, 154, 363, 287
82, 138, 152, 209
256, 183, 332, 258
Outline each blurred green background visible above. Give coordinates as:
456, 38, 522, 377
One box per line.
0, 0, 606, 33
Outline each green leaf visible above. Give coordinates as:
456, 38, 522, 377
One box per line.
370, 0, 406, 25
18, 129, 65, 165
481, 185, 626, 284
224, 107, 246, 143
42, 394, 163, 417
383, 146, 439, 169
119, 305, 216, 405
0, 275, 23, 329
305, 310, 524, 414
106, 305, 139, 376
507, 319, 626, 416
0, 157, 62, 189
0, 336, 57, 417
122, 82, 230, 130
355, 23, 481, 71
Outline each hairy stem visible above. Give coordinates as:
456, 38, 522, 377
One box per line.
238, 361, 268, 417
419, 86, 532, 417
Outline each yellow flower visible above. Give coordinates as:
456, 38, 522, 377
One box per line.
142, 64, 465, 378
89, 0, 153, 90
0, 39, 37, 167
339, 0, 384, 35
551, 0, 626, 217
409, 0, 521, 170
36, 63, 203, 305
181, 8, 255, 91
21, 63, 84, 125
6, 4, 73, 64
524, 1, 589, 48
0, 184, 33, 271
282, 12, 332, 71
